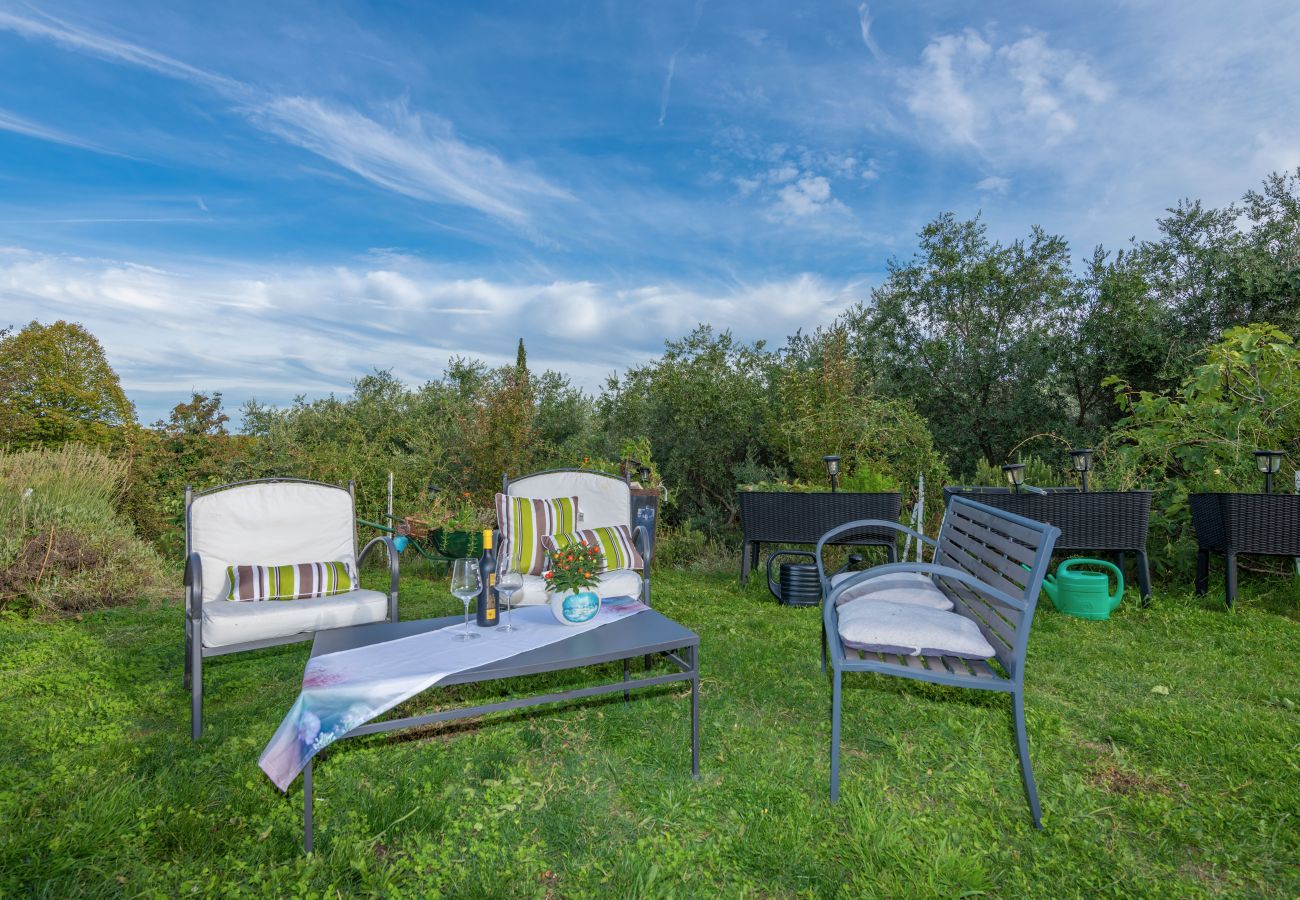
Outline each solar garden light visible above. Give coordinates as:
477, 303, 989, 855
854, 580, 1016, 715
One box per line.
1002, 463, 1026, 493
1254, 449, 1284, 494
823, 455, 841, 493
637, 462, 652, 484
1070, 448, 1094, 492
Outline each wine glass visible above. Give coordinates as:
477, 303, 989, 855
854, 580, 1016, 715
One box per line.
450, 558, 481, 641
497, 563, 524, 633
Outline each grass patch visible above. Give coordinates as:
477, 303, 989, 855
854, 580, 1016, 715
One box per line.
1, 568, 1297, 896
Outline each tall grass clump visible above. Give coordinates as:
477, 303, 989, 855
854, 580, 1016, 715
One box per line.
0, 445, 165, 614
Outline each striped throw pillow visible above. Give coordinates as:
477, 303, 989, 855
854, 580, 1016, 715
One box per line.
495, 494, 581, 576
224, 560, 356, 602
542, 524, 644, 573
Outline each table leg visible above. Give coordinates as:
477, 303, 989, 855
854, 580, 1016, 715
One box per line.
303, 759, 314, 854
1195, 549, 1210, 596
1225, 552, 1238, 609
740, 541, 752, 586
690, 644, 700, 779
623, 658, 630, 703
1136, 550, 1153, 607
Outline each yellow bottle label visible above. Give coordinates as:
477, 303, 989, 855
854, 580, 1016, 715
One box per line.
486, 606, 496, 621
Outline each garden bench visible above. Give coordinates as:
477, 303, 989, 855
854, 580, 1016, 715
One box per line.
816, 495, 1059, 827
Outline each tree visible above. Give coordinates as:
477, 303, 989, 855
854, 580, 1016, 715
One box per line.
854, 214, 1073, 472
600, 326, 772, 529
0, 320, 136, 449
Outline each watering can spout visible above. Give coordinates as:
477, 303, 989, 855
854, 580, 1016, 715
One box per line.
1041, 574, 1058, 604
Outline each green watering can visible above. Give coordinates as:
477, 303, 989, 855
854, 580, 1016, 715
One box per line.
1041, 558, 1124, 620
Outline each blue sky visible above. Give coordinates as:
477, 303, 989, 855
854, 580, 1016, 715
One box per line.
2, 1, 1299, 424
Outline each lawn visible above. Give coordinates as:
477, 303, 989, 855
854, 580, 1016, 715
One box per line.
1, 565, 1298, 897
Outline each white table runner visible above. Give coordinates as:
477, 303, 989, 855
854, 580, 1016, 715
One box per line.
260, 598, 648, 791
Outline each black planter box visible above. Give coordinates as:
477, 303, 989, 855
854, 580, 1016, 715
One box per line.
1190, 492, 1300, 606
943, 487, 1154, 600
737, 491, 901, 585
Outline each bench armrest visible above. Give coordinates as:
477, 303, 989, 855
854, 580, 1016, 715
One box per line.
183, 552, 203, 620
814, 519, 935, 589
827, 561, 1027, 612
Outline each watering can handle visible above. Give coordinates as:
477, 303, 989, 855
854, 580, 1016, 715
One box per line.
766, 550, 817, 602
1100, 560, 1125, 602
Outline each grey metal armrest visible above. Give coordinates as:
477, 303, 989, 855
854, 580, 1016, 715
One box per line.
183, 552, 203, 620
826, 561, 1027, 612
814, 519, 935, 591
359, 535, 401, 598
632, 525, 653, 568
358, 538, 397, 621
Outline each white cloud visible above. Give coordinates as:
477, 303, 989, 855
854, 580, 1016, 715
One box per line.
976, 175, 1010, 194
903, 28, 1111, 151
250, 97, 569, 224
857, 3, 883, 61
0, 9, 568, 226
0, 107, 127, 156
0, 247, 853, 421
774, 176, 833, 217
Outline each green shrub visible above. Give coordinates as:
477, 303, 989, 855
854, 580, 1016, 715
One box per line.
0, 445, 165, 614
1106, 324, 1300, 573
971, 454, 1063, 488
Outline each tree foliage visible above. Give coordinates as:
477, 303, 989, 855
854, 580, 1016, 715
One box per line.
0, 320, 136, 450
854, 214, 1073, 472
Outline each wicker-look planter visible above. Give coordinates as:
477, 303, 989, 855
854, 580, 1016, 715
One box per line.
1190, 492, 1300, 607
737, 491, 902, 585
943, 487, 1154, 601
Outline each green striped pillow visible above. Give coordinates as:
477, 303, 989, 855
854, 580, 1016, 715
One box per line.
495, 494, 580, 576
542, 525, 644, 573
224, 560, 356, 602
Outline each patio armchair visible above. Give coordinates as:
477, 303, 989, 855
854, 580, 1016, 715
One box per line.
500, 468, 652, 606
184, 478, 399, 740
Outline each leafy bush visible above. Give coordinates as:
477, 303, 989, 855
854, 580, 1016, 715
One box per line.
970, 454, 1064, 489
1107, 324, 1300, 572
0, 445, 165, 614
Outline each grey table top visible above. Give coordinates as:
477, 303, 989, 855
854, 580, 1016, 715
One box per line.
310, 602, 699, 688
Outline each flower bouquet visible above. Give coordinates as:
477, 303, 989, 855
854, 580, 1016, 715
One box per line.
543, 540, 605, 624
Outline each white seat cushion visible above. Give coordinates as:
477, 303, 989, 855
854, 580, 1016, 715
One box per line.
832, 571, 953, 610
202, 589, 389, 648
837, 600, 996, 659
513, 568, 643, 606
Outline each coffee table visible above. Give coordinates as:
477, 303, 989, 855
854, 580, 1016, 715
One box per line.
299, 606, 700, 851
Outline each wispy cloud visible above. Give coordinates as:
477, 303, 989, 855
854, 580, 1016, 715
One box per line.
0, 8, 569, 226
857, 3, 882, 61
657, 0, 706, 127
0, 107, 126, 156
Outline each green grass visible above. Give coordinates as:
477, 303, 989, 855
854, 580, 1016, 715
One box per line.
1, 566, 1298, 897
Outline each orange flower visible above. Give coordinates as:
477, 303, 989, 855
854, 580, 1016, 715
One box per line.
544, 571, 553, 579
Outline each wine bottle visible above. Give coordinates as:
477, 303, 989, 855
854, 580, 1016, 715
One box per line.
476, 529, 499, 627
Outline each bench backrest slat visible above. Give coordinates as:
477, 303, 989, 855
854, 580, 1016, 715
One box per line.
933, 496, 1058, 678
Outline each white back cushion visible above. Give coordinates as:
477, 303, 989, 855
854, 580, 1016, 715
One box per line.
190, 481, 356, 603
508, 471, 630, 529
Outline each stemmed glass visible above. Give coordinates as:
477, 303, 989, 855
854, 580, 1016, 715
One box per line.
497, 563, 524, 633
450, 558, 482, 641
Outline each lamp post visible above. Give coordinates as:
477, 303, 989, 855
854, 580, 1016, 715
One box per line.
1254, 450, 1284, 494
1001, 463, 1026, 493
823, 455, 841, 493
1070, 448, 1094, 492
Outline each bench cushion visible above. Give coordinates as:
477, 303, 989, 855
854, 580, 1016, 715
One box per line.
837, 599, 996, 659
202, 589, 389, 648
832, 571, 953, 610
514, 568, 642, 606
